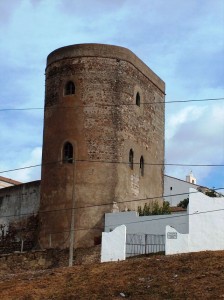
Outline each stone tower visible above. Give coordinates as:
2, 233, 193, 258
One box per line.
39, 44, 165, 249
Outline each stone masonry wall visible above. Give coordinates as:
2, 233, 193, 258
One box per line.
40, 44, 165, 249
0, 246, 100, 275
0, 181, 40, 231
0, 181, 40, 253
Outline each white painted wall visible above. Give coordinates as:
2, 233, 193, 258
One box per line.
105, 211, 188, 235
166, 188, 224, 255
101, 225, 126, 263
166, 226, 189, 255
189, 188, 224, 252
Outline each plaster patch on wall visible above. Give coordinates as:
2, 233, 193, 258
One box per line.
130, 174, 139, 196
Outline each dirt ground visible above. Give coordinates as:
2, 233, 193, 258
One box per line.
1, 250, 224, 299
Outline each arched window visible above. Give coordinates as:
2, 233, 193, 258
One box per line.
136, 92, 140, 106
63, 142, 73, 163
64, 81, 75, 95
129, 149, 134, 170
140, 156, 144, 176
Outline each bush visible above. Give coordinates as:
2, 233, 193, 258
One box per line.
138, 200, 171, 216
205, 189, 217, 197
177, 198, 189, 209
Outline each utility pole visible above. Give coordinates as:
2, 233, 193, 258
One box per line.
69, 158, 76, 267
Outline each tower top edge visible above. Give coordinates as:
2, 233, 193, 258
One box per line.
46, 43, 165, 92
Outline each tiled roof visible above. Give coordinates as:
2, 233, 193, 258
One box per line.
170, 206, 187, 213
0, 176, 22, 185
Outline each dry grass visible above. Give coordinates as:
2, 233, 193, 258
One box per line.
1, 250, 224, 299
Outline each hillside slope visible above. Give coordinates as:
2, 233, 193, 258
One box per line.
1, 251, 224, 299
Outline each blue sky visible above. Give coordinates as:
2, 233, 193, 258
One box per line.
0, 0, 223, 190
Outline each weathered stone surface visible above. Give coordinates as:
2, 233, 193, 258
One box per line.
40, 43, 165, 249
0, 246, 101, 275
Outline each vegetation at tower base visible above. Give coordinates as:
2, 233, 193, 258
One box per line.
0, 215, 38, 254
138, 200, 171, 216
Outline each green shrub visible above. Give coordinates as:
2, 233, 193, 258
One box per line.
138, 200, 171, 216
177, 198, 189, 209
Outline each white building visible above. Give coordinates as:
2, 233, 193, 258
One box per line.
164, 172, 203, 207
166, 188, 224, 255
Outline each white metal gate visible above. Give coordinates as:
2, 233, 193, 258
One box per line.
126, 233, 165, 257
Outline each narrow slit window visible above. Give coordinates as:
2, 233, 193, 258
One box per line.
136, 92, 140, 106
65, 81, 75, 95
129, 149, 134, 170
140, 156, 144, 176
63, 142, 73, 163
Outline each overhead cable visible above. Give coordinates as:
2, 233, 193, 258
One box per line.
0, 97, 224, 111
1, 188, 223, 219
0, 159, 224, 175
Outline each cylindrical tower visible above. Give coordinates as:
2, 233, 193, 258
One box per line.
39, 44, 165, 249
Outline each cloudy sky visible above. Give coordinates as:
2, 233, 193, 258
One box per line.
0, 0, 223, 190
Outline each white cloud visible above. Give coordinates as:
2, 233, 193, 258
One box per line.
0, 0, 223, 186
166, 106, 206, 140
3, 147, 42, 183
165, 103, 224, 186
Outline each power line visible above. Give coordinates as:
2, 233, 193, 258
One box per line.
101, 205, 224, 231
164, 97, 224, 104
3, 200, 224, 236
0, 97, 223, 111
44, 205, 224, 235
0, 163, 42, 174
1, 188, 223, 219
0, 159, 223, 175
76, 159, 224, 167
